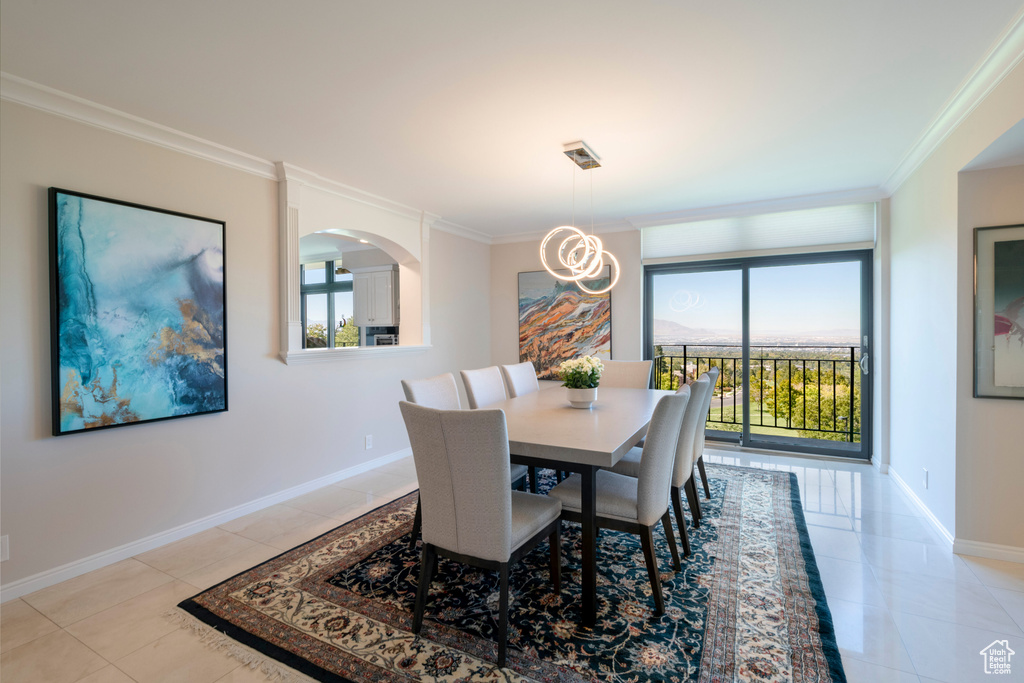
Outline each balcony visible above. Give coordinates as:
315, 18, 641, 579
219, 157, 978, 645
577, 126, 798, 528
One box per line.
654, 344, 862, 444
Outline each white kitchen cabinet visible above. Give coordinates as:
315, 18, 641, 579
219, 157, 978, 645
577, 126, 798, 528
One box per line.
352, 265, 399, 327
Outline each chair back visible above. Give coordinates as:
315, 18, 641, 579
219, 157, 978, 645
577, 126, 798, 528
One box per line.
672, 376, 711, 487
400, 402, 513, 562
692, 367, 721, 462
401, 373, 461, 410
500, 362, 540, 398
599, 360, 653, 389
460, 366, 507, 409
635, 389, 690, 526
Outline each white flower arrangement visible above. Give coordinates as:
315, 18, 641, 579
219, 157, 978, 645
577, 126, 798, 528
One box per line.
558, 355, 604, 389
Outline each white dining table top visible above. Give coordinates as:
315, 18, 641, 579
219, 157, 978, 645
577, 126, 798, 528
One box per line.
488, 386, 674, 467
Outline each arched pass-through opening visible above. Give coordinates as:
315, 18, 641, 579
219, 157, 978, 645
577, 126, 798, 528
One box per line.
277, 162, 430, 363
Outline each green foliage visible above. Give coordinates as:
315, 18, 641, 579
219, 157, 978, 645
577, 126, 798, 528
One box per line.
305, 322, 327, 348
558, 356, 603, 389
653, 350, 861, 443
335, 319, 359, 347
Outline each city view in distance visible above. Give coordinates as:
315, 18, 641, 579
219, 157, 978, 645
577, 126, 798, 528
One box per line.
651, 261, 864, 445
651, 261, 862, 349
653, 318, 860, 348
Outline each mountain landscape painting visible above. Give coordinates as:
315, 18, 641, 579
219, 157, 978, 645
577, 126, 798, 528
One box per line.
49, 189, 227, 436
518, 267, 611, 380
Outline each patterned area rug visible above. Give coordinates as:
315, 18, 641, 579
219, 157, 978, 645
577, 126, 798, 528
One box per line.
174, 465, 845, 682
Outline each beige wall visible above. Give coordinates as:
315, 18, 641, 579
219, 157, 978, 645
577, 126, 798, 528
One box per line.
955, 164, 1024, 549
489, 231, 643, 368
888, 61, 1024, 543
0, 100, 491, 587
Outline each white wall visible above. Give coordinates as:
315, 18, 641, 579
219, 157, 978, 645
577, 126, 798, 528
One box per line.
887, 61, 1024, 542
489, 231, 643, 366
0, 100, 491, 589
955, 164, 1024, 551
872, 199, 891, 472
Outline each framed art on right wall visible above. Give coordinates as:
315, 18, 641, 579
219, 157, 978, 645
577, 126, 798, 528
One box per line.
974, 223, 1024, 399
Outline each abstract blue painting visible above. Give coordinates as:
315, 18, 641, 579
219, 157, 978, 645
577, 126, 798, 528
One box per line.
49, 189, 227, 435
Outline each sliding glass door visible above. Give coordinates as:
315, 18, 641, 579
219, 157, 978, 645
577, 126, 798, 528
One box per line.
645, 250, 872, 459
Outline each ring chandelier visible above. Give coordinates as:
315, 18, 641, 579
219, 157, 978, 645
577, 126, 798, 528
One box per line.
539, 226, 620, 294
539, 141, 619, 295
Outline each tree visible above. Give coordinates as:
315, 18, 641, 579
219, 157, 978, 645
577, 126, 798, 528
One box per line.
335, 318, 359, 347
305, 323, 327, 348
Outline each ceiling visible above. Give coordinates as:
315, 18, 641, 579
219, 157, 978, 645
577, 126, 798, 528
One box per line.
299, 232, 385, 263
2, 1, 1022, 238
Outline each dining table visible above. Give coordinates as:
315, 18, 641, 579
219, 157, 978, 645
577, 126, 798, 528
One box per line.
488, 385, 674, 626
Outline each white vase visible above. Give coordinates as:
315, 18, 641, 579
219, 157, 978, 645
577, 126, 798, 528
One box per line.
566, 387, 597, 409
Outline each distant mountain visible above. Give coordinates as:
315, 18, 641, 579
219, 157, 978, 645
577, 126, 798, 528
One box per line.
654, 318, 858, 345
653, 319, 703, 339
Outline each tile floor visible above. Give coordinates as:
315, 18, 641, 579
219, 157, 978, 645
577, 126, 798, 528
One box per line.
2, 450, 1022, 682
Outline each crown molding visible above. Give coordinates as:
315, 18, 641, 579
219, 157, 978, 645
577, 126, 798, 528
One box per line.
881, 7, 1024, 194
424, 214, 493, 245
0, 73, 472, 231
0, 72, 279, 179
275, 162, 430, 224
490, 219, 636, 245
626, 187, 886, 229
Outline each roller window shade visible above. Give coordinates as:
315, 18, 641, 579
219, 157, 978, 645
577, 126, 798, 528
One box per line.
641, 203, 876, 261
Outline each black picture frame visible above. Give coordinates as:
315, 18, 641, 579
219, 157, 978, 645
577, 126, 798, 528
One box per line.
974, 223, 1024, 400
49, 188, 228, 435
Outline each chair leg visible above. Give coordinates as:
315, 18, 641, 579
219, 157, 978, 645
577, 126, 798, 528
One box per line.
549, 527, 561, 595
528, 466, 538, 493
639, 527, 664, 616
497, 563, 509, 668
685, 477, 702, 527
413, 544, 437, 633
408, 495, 422, 549
661, 511, 681, 572
697, 455, 711, 499
671, 486, 691, 556
555, 469, 564, 483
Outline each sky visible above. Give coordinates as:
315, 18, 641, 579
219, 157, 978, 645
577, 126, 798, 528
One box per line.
653, 261, 861, 339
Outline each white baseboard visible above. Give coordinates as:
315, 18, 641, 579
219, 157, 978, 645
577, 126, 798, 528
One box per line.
887, 466, 954, 547
0, 448, 412, 603
953, 539, 1024, 564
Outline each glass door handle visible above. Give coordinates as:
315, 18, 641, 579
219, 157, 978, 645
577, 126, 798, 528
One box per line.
859, 354, 869, 375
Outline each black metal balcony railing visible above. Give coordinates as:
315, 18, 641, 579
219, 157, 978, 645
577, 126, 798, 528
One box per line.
654, 344, 860, 443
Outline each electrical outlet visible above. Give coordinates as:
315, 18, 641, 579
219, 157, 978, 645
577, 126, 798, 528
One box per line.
1, 535, 9, 562
923, 469, 929, 489
365, 435, 373, 450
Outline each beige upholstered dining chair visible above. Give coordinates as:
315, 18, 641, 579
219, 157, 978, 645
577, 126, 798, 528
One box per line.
401, 373, 462, 410
460, 366, 508, 409
693, 366, 720, 500
547, 390, 690, 615
599, 359, 653, 389
500, 361, 540, 398
607, 377, 711, 556
400, 402, 561, 668
460, 366, 533, 491
401, 373, 462, 549
402, 371, 530, 547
